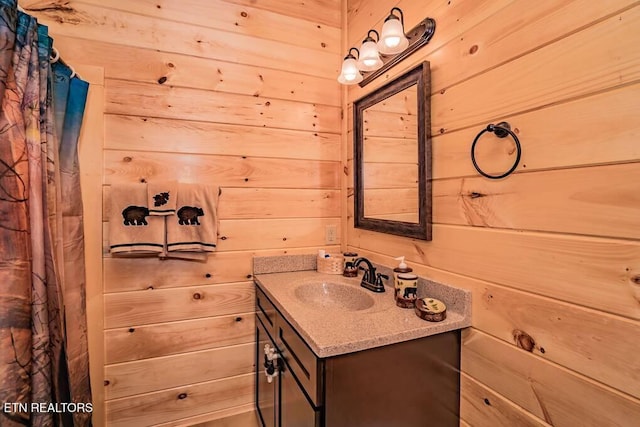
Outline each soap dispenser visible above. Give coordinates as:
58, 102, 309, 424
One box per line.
393, 256, 413, 283
394, 256, 418, 308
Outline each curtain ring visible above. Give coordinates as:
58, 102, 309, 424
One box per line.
50, 47, 60, 63
470, 121, 522, 179
69, 66, 76, 79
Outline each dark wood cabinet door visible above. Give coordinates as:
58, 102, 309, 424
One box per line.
279, 362, 319, 427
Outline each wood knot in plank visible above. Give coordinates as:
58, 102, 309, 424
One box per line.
513, 329, 535, 352
26, 5, 85, 25
469, 191, 485, 199
630, 275, 640, 304
193, 292, 202, 300
178, 393, 187, 400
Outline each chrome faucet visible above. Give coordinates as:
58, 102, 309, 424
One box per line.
353, 257, 388, 293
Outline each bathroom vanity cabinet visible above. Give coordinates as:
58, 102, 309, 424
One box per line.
255, 285, 461, 427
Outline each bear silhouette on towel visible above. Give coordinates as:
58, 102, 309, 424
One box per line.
177, 206, 205, 225
122, 205, 205, 226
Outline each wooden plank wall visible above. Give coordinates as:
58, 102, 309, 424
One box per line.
23, 0, 342, 425
345, 0, 640, 426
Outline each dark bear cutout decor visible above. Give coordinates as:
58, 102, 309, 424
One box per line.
122, 206, 150, 226
403, 287, 418, 299
177, 206, 205, 225
153, 192, 170, 207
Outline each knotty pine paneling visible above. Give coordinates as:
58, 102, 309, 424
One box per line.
104, 282, 255, 328
49, 36, 341, 106
105, 373, 254, 427
25, 0, 342, 424
103, 252, 255, 293
22, 1, 339, 78
346, 1, 640, 426
105, 80, 341, 132
223, 0, 341, 28
104, 151, 340, 188
462, 330, 640, 426
105, 343, 254, 400
75, 0, 340, 53
431, 8, 640, 133
431, 83, 640, 179
433, 162, 640, 240
102, 219, 341, 254
103, 187, 340, 220
348, 225, 640, 320
105, 314, 254, 364
154, 406, 258, 427
104, 115, 341, 160
103, 246, 340, 293
460, 374, 549, 427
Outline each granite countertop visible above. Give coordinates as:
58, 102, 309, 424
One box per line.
254, 269, 472, 358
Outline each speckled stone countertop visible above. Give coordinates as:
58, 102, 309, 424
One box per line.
254, 263, 472, 358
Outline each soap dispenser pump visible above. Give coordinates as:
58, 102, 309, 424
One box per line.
393, 256, 418, 308
393, 256, 413, 282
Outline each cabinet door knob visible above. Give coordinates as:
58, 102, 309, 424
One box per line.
264, 344, 279, 383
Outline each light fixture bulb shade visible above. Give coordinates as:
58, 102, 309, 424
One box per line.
337, 57, 363, 84
378, 18, 409, 55
356, 40, 383, 71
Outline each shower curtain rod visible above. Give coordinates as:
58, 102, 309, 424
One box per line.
17, 3, 79, 78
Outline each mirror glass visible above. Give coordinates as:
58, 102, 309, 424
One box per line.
354, 62, 431, 240
362, 85, 419, 223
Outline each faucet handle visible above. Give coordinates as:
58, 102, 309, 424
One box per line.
359, 266, 369, 282
375, 273, 389, 287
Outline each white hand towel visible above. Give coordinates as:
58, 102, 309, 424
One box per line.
147, 181, 177, 216
166, 184, 219, 253
109, 183, 164, 255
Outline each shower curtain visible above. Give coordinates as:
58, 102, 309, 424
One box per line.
0, 1, 91, 426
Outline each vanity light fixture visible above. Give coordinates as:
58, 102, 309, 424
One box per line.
337, 47, 363, 85
357, 30, 383, 72
378, 8, 409, 55
338, 7, 436, 87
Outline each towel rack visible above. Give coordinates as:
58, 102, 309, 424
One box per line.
470, 121, 522, 179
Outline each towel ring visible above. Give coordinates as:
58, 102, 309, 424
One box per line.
471, 121, 521, 179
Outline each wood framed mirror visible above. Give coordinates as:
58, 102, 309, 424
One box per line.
353, 61, 432, 240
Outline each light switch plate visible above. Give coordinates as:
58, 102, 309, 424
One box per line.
325, 224, 337, 244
